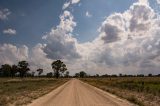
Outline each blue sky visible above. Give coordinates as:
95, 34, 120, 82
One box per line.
0, 0, 135, 46
0, 0, 160, 75
0, 0, 64, 46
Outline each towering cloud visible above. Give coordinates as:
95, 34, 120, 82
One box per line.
84, 1, 160, 74
42, 11, 80, 60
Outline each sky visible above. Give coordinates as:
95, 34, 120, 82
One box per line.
0, 0, 160, 75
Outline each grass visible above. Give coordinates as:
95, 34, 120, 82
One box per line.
81, 77, 160, 106
0, 78, 69, 106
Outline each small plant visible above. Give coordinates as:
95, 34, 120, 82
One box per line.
127, 96, 144, 106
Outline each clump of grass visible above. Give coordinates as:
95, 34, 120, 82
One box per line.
0, 96, 8, 106
127, 96, 144, 106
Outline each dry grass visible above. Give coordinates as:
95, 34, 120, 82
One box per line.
0, 78, 69, 106
81, 77, 160, 106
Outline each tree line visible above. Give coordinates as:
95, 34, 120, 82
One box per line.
0, 61, 30, 78
74, 73, 160, 78
0, 60, 68, 78
0, 60, 159, 78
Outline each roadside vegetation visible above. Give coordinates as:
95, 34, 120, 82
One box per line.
0, 78, 68, 106
0, 59, 70, 106
81, 77, 160, 106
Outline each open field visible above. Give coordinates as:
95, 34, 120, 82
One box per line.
81, 77, 160, 106
0, 78, 68, 106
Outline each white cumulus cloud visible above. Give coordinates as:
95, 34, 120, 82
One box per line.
3, 28, 16, 35
157, 0, 160, 4
62, 0, 80, 10
71, 0, 80, 4
86, 11, 92, 18
0, 8, 11, 20
0, 44, 28, 65
83, 1, 160, 74
63, 2, 70, 10
29, 44, 53, 72
40, 0, 160, 75
42, 11, 80, 60
138, 0, 149, 5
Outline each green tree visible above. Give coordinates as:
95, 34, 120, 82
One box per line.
65, 71, 69, 78
46, 72, 53, 78
37, 68, 43, 77
18, 61, 30, 78
31, 72, 35, 77
0, 67, 2, 77
11, 65, 18, 77
95, 74, 99, 77
79, 71, 87, 78
119, 73, 122, 77
148, 73, 152, 77
0, 64, 11, 77
51, 60, 67, 78
75, 73, 80, 78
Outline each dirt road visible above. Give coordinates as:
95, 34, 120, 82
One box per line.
28, 79, 135, 106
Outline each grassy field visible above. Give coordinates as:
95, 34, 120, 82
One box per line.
0, 78, 69, 106
81, 77, 160, 106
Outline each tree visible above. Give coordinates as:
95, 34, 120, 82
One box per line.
0, 64, 11, 77
31, 72, 35, 77
148, 73, 152, 77
101, 74, 109, 77
137, 74, 144, 77
51, 60, 67, 78
37, 68, 43, 77
119, 73, 122, 77
95, 74, 99, 77
157, 74, 160, 77
0, 67, 2, 77
79, 71, 87, 78
46, 72, 53, 78
18, 61, 30, 78
64, 71, 69, 78
11, 65, 18, 77
75, 73, 80, 78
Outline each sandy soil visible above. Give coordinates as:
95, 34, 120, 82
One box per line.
28, 79, 135, 106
